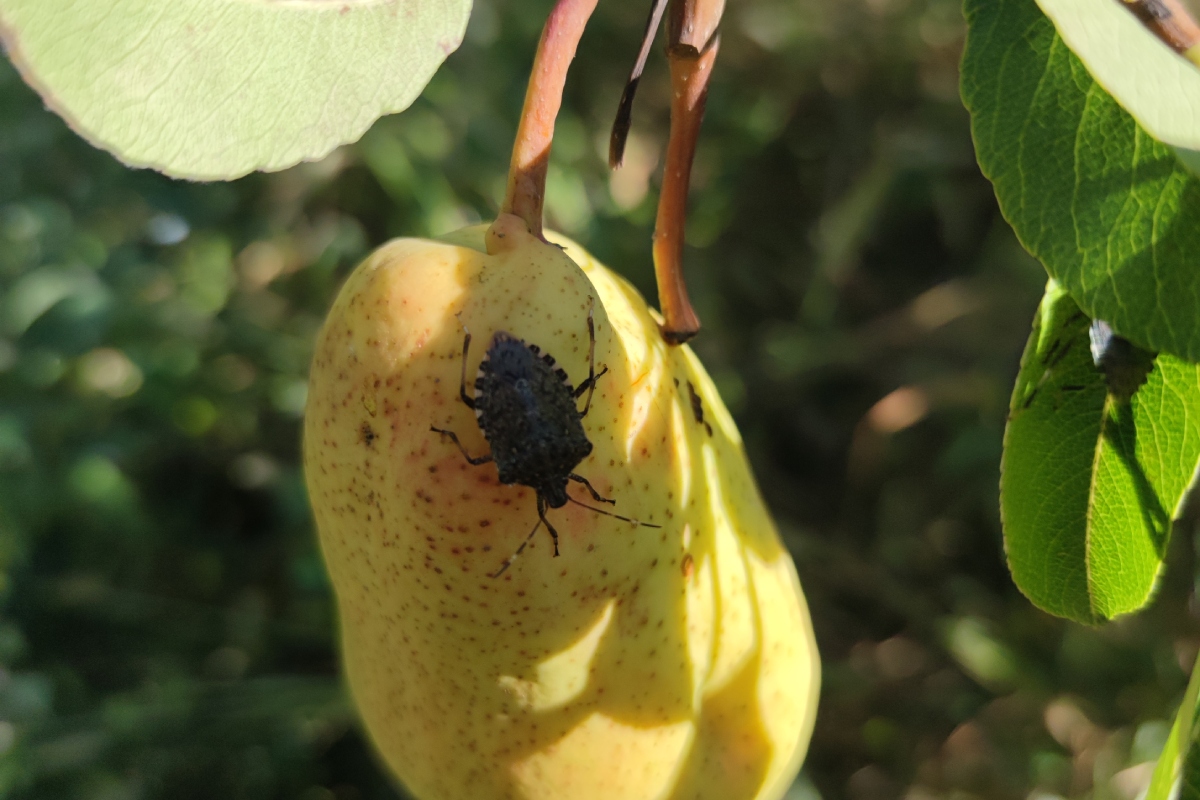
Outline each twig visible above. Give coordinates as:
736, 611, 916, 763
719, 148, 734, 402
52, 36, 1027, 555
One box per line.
654, 0, 723, 344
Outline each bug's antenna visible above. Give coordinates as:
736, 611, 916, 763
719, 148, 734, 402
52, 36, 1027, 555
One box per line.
577, 297, 607, 415
453, 314, 477, 410
490, 516, 544, 579
566, 494, 661, 528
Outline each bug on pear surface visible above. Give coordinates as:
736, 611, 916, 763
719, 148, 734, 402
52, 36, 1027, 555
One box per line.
431, 302, 659, 577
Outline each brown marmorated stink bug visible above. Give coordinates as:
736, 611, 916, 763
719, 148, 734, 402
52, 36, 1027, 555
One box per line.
431, 301, 659, 577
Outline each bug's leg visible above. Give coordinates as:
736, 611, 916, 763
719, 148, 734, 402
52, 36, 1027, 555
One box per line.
568, 473, 616, 505
565, 494, 661, 528
490, 513, 543, 579
539, 495, 561, 557
574, 299, 609, 416
457, 328, 476, 410
575, 365, 608, 414
430, 426, 494, 465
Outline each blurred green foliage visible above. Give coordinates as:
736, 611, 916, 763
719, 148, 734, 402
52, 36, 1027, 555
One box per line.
0, 0, 1197, 798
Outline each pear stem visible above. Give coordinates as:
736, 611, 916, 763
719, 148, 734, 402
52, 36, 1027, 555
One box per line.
495, 0, 599, 241
653, 0, 723, 344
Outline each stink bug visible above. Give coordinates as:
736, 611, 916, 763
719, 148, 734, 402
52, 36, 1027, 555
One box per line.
431, 301, 659, 577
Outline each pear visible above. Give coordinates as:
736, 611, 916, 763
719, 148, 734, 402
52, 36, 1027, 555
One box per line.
304, 213, 820, 800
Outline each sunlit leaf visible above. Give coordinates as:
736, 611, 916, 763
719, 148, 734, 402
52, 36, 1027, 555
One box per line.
1000, 281, 1200, 623
0, 0, 472, 180
1146, 651, 1200, 800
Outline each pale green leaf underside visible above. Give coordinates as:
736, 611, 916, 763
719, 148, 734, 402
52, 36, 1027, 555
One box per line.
1037, 0, 1200, 150
962, 0, 1200, 363
1000, 282, 1200, 624
0, 0, 471, 180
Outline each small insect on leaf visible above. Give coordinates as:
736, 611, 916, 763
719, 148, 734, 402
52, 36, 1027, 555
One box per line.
1089, 319, 1157, 402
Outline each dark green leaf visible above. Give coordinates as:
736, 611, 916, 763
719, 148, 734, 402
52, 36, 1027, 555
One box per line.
1035, 0, 1200, 149
962, 0, 1200, 361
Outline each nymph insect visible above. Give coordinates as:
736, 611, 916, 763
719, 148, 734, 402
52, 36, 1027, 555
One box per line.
1088, 319, 1155, 402
431, 301, 659, 577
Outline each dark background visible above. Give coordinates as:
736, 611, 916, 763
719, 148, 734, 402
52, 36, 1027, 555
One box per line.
0, 0, 1195, 798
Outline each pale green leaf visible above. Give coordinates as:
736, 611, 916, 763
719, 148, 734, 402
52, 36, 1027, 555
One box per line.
1000, 281, 1200, 623
1036, 0, 1200, 150
1146, 650, 1200, 800
0, 0, 471, 180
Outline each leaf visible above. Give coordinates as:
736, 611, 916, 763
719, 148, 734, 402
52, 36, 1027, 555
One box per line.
1000, 281, 1200, 623
0, 0, 471, 180
1035, 0, 1200, 150
961, 0, 1200, 362
1146, 650, 1200, 800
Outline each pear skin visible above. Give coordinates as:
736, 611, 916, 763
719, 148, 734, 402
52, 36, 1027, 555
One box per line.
304, 214, 820, 800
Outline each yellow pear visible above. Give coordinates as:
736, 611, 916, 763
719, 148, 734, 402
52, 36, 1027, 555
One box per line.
304, 213, 820, 800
